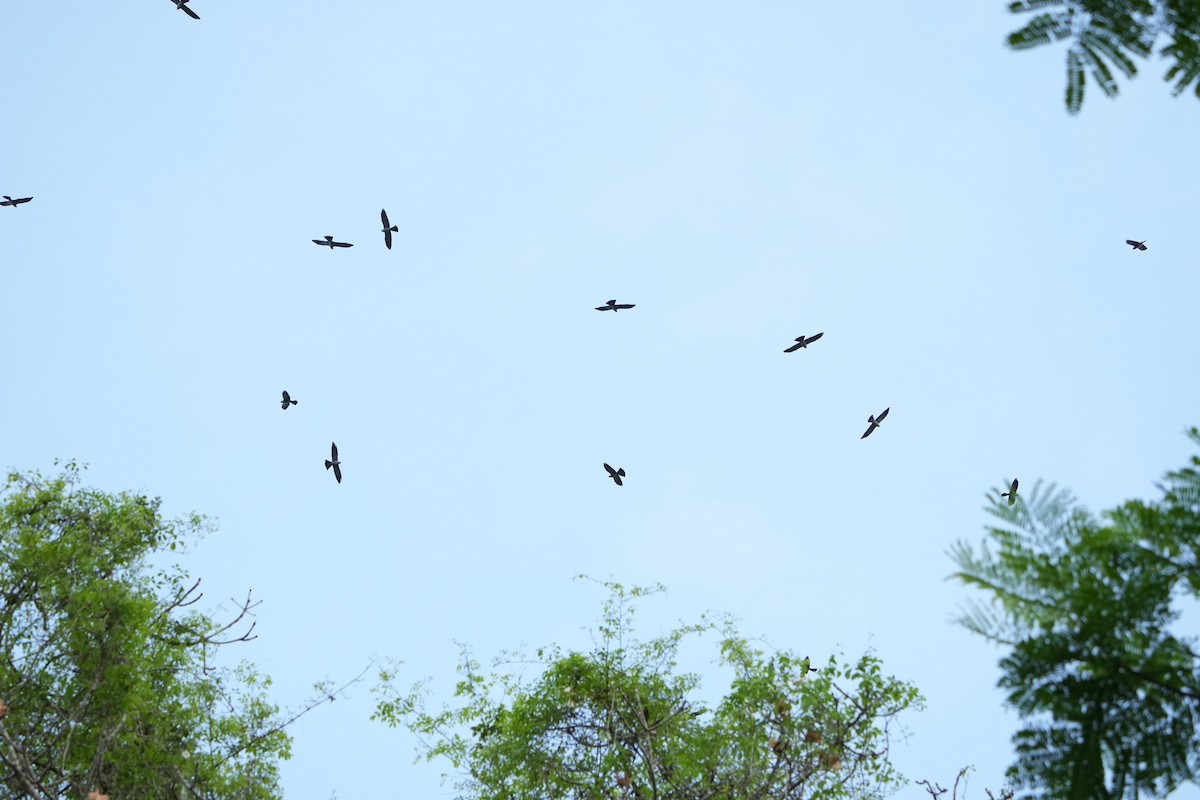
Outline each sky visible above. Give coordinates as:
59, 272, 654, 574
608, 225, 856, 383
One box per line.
3, 1, 1199, 798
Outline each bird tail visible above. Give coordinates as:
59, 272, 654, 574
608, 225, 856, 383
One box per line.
325, 460, 332, 469
389, 225, 398, 232
291, 400, 298, 406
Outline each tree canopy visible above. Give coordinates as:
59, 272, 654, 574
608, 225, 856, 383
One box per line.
1005, 0, 1200, 113
0, 463, 345, 800
373, 579, 924, 800
950, 429, 1200, 798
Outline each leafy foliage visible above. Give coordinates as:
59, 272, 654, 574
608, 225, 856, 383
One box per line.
373, 578, 924, 800
0, 463, 348, 800
950, 430, 1200, 798
1004, 0, 1200, 112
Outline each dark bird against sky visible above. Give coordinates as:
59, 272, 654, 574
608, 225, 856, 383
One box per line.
325, 442, 343, 484
381, 209, 398, 250
604, 463, 626, 486
313, 236, 353, 249
0, 196, 33, 207
166, 0, 200, 19
595, 299, 635, 312
1002, 478, 1018, 505
861, 407, 890, 439
783, 333, 824, 353
1126, 239, 1148, 251
281, 390, 297, 410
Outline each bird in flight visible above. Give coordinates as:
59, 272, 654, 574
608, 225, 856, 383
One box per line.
860, 407, 890, 439
1, 196, 33, 207
604, 463, 626, 486
595, 299, 635, 312
1126, 239, 1148, 251
380, 209, 398, 250
280, 390, 298, 410
313, 236, 353, 249
1002, 478, 1019, 505
325, 442, 343, 483
166, 0, 200, 19
784, 333, 824, 353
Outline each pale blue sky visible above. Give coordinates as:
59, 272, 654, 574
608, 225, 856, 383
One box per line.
4, 2, 1199, 798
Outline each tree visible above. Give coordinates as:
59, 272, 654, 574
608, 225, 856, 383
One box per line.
1004, 0, 1200, 113
0, 463, 358, 800
372, 579, 924, 800
949, 429, 1200, 798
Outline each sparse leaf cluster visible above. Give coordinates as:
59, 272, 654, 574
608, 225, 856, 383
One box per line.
1005, 0, 1200, 112
373, 579, 923, 800
950, 430, 1200, 798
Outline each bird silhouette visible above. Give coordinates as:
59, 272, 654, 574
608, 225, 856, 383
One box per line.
595, 299, 635, 312
0, 196, 33, 207
313, 236, 353, 249
861, 407, 890, 439
783, 333, 824, 353
280, 390, 297, 410
325, 442, 342, 483
1002, 478, 1019, 505
166, 0, 200, 19
381, 209, 398, 250
604, 463, 626, 486
1126, 239, 1148, 251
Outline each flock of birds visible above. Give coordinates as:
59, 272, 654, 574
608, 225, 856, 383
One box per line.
13, 0, 1158, 493
0, 185, 1153, 493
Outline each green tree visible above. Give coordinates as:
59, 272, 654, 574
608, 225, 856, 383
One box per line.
950, 430, 1200, 798
373, 579, 923, 800
1005, 0, 1200, 113
0, 464, 355, 800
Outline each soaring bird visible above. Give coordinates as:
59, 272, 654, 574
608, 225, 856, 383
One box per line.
784, 333, 824, 353
280, 390, 298, 410
604, 463, 626, 486
0, 196, 33, 207
325, 442, 342, 483
860, 407, 890, 439
1002, 478, 1019, 505
595, 299, 635, 312
313, 236, 353, 249
1126, 239, 1148, 251
380, 209, 398, 250
166, 0, 200, 19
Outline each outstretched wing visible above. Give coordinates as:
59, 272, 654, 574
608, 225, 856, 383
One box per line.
332, 241, 353, 248
876, 407, 890, 423
181, 4, 200, 18
861, 423, 875, 439
312, 239, 327, 246
615, 304, 635, 310
333, 463, 343, 483
612, 474, 623, 486
805, 332, 824, 345
595, 305, 612, 311
604, 463, 617, 478
331, 442, 339, 462
383, 228, 393, 250
281, 390, 292, 408
783, 342, 802, 353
